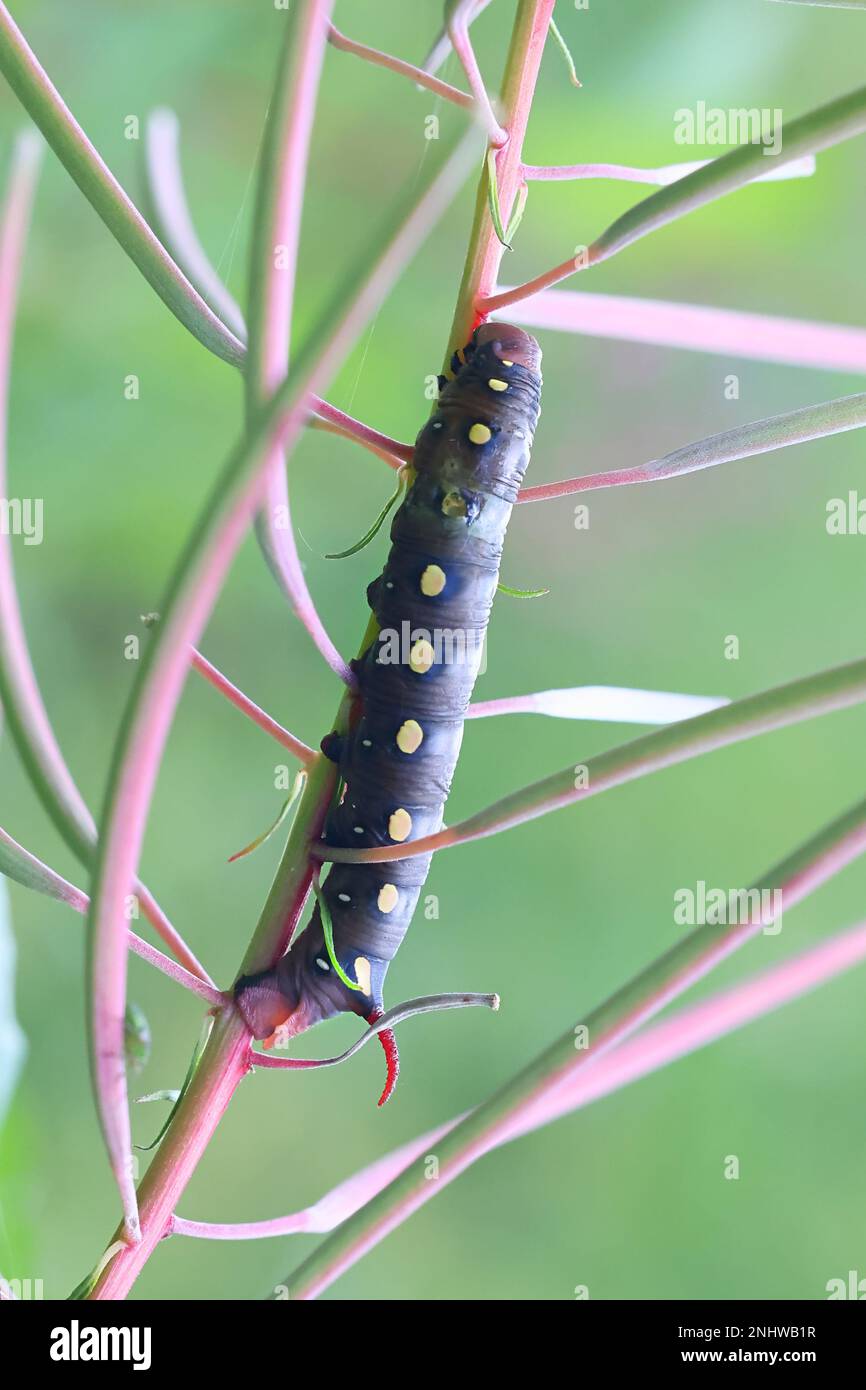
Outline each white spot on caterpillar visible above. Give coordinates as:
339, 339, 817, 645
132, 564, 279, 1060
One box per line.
377, 883, 399, 914
338, 893, 351, 903
353, 826, 364, 835
469, 422, 491, 445
488, 378, 508, 392
388, 808, 412, 842
432, 421, 443, 429
362, 739, 372, 748
409, 638, 435, 673
353, 955, 372, 995
396, 719, 423, 754
420, 564, 446, 596
315, 958, 330, 972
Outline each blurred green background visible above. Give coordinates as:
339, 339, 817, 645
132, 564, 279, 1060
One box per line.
1, 0, 865, 1301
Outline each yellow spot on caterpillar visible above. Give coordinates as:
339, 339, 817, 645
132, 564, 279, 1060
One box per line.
469, 423, 492, 445
442, 490, 467, 518
353, 956, 372, 995
377, 883, 399, 914
488, 378, 508, 392
388, 808, 412, 842
396, 719, 423, 754
501, 360, 513, 367
409, 638, 435, 673
420, 564, 446, 596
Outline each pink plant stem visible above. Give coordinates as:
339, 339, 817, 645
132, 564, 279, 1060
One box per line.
447, 0, 508, 146
481, 250, 597, 314
123, 936, 223, 1005
312, 398, 413, 467
327, 23, 473, 108
423, 0, 496, 79
91, 1009, 253, 1299
129, 889, 214, 987
500, 287, 866, 374
190, 648, 314, 762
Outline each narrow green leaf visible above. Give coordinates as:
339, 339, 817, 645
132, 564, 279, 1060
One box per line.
313, 874, 363, 992
548, 17, 581, 87
136, 1019, 212, 1153
497, 580, 549, 598
135, 1089, 180, 1106
123, 1003, 151, 1077
504, 180, 528, 246
486, 149, 514, 250
228, 770, 306, 863
325, 468, 408, 560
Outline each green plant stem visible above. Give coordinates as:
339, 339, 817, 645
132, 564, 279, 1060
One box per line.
445, 0, 556, 358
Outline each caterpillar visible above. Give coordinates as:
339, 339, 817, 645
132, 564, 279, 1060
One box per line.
235, 322, 542, 1102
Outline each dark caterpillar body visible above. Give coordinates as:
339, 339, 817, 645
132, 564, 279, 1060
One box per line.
235, 323, 542, 1094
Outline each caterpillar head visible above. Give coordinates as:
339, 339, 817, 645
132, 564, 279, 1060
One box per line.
472, 321, 542, 375
234, 921, 400, 1105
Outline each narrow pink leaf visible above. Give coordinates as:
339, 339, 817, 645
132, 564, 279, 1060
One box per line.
521, 155, 816, 184
467, 685, 728, 724
143, 108, 246, 341
501, 287, 866, 374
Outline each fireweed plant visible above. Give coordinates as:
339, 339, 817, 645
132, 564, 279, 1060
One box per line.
1, 0, 866, 1301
